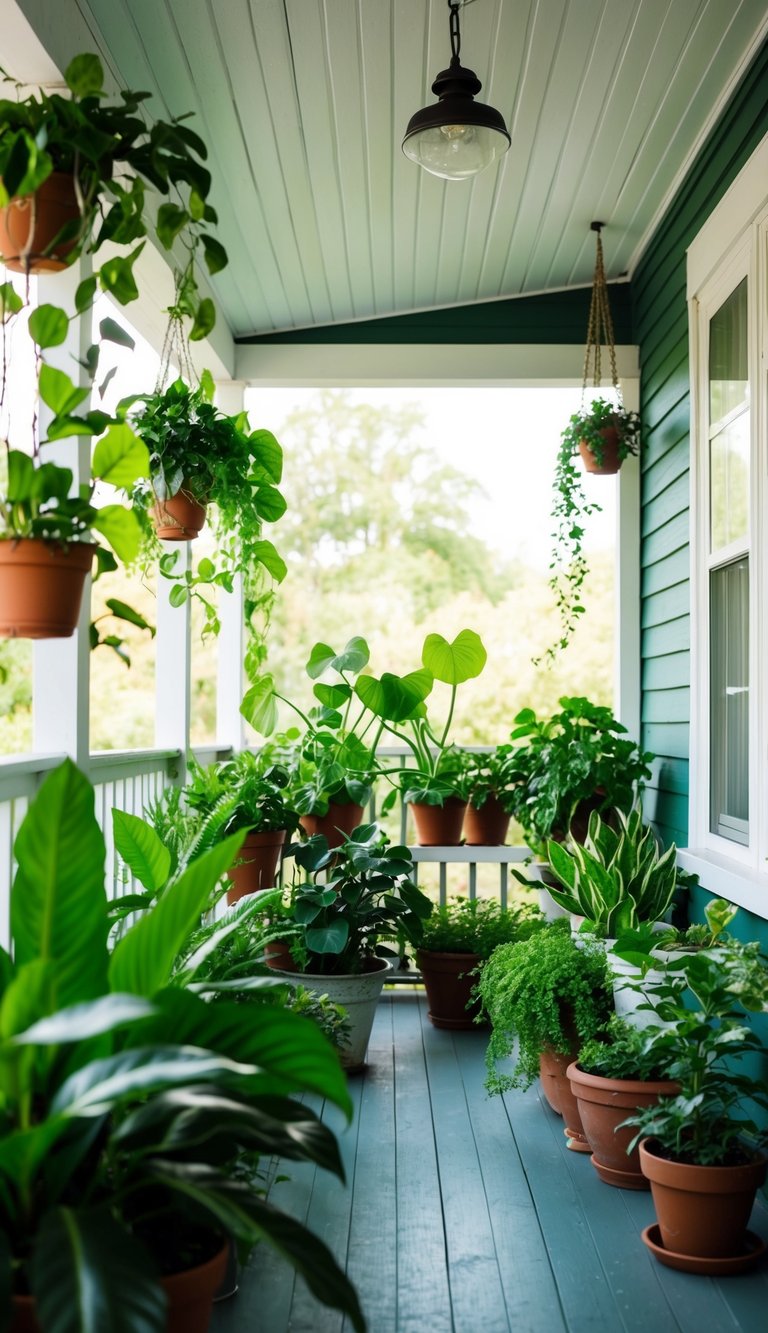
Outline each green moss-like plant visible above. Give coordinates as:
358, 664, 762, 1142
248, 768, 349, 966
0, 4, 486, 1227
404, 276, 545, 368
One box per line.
418, 896, 543, 960
478, 921, 613, 1094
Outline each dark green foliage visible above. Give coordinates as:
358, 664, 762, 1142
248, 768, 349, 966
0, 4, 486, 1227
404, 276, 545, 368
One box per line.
577, 1015, 675, 1082
478, 921, 613, 1093
418, 896, 544, 960
464, 744, 520, 813
505, 696, 653, 855
183, 749, 299, 837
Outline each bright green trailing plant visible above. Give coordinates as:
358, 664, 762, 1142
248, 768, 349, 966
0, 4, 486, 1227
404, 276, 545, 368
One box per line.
478, 920, 613, 1094
0, 759, 365, 1331
417, 896, 544, 959
577, 1015, 676, 1083
622, 942, 768, 1166
545, 807, 678, 935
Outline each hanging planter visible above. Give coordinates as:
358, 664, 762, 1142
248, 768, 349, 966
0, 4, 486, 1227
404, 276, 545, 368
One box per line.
0, 538, 95, 638
542, 223, 643, 663
151, 487, 208, 541
0, 172, 81, 274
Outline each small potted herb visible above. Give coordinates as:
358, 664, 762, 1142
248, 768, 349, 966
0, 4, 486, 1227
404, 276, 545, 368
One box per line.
416, 896, 543, 1029
478, 921, 613, 1150
273, 824, 432, 1069
623, 943, 768, 1270
562, 397, 642, 476
462, 744, 519, 844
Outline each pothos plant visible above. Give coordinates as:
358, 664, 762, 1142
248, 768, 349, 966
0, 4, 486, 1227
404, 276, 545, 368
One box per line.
128, 374, 287, 635
541, 397, 641, 663
0, 51, 226, 333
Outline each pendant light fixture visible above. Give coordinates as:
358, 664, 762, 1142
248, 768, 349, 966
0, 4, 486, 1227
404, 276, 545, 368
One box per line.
402, 0, 510, 180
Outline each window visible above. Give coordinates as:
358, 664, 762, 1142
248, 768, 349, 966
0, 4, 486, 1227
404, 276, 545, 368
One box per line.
688, 135, 768, 881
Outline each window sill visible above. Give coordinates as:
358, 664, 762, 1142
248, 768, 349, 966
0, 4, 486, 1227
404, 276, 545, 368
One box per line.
677, 847, 768, 920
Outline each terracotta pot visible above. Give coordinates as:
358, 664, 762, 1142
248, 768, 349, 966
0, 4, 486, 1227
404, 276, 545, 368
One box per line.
578, 425, 623, 475
226, 829, 286, 904
567, 1063, 679, 1189
416, 949, 482, 1029
264, 937, 297, 970
151, 489, 207, 540
0, 539, 94, 638
639, 1138, 767, 1260
538, 1046, 590, 1151
410, 797, 467, 846
270, 957, 390, 1071
0, 172, 81, 273
11, 1242, 228, 1333
299, 801, 364, 848
463, 796, 510, 846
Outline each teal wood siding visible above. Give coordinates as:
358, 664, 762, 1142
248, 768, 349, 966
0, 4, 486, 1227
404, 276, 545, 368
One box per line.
632, 35, 768, 850
237, 283, 632, 345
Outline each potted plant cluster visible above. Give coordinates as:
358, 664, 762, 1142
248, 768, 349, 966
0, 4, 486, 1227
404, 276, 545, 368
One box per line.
566, 1015, 679, 1189
462, 743, 519, 844
415, 895, 543, 1029
478, 920, 613, 1150
506, 696, 653, 857
272, 823, 432, 1069
622, 942, 768, 1272
0, 759, 365, 1332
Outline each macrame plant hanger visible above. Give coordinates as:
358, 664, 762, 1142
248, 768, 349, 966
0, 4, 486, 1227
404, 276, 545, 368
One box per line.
582, 221, 622, 410
155, 276, 198, 394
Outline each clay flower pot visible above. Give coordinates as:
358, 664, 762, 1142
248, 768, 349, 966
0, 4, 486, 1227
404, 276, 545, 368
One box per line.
416, 948, 482, 1029
567, 1063, 679, 1189
151, 488, 207, 540
639, 1138, 768, 1262
0, 539, 94, 638
578, 425, 622, 475
409, 797, 467, 846
538, 1046, 590, 1151
226, 829, 286, 904
462, 796, 510, 845
299, 801, 364, 848
0, 172, 81, 273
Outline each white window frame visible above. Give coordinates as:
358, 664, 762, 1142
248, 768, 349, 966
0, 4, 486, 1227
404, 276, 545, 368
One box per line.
685, 130, 768, 911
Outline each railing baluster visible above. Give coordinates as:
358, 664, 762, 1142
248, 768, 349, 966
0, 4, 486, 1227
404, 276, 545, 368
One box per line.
439, 862, 447, 908
468, 862, 477, 901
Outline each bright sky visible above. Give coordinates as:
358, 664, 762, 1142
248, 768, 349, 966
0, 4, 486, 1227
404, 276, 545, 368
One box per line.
247, 385, 617, 571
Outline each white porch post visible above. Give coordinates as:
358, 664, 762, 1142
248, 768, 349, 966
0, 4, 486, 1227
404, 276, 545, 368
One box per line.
616, 378, 642, 742
32, 261, 93, 770
214, 379, 246, 751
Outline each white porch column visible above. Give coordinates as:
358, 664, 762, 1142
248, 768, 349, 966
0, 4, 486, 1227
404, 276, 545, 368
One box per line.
32, 261, 93, 770
214, 379, 246, 751
616, 378, 642, 742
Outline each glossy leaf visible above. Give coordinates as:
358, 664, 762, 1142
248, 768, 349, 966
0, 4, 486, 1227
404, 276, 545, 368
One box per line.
91, 505, 143, 564
112, 810, 170, 892
38, 365, 89, 417
201, 234, 228, 274
189, 297, 215, 341
422, 629, 487, 684
64, 53, 104, 97
355, 669, 433, 722
99, 316, 135, 350
13, 994, 156, 1046
240, 675, 279, 735
28, 304, 68, 349
250, 539, 287, 582
92, 423, 150, 488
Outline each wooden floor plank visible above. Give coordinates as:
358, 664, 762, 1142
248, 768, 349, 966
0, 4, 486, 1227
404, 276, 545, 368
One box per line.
453, 1030, 569, 1333
391, 996, 454, 1333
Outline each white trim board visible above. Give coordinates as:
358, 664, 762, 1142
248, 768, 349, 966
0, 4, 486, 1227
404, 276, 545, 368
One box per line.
687, 129, 768, 295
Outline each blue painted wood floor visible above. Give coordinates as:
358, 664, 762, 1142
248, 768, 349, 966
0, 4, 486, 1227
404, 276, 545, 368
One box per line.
211, 993, 768, 1333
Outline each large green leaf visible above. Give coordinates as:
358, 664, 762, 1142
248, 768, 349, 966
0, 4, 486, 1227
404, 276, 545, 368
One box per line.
38, 365, 89, 417
0, 959, 55, 1040
355, 669, 432, 722
90, 505, 142, 563
421, 629, 487, 684
250, 539, 287, 583
240, 675, 279, 735
149, 1165, 365, 1333
112, 810, 171, 892
28, 304, 69, 350
11, 761, 109, 1009
307, 637, 369, 680
108, 833, 244, 997
249, 429, 283, 483
51, 1045, 260, 1118
13, 994, 156, 1046
31, 1206, 165, 1333
92, 423, 149, 489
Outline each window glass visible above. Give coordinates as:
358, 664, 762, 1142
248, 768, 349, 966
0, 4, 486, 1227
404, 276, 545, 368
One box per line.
709, 278, 748, 423
709, 411, 749, 551
709, 558, 749, 844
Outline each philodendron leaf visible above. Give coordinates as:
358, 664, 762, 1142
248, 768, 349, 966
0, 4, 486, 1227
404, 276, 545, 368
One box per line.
108, 833, 245, 997
32, 1206, 166, 1333
422, 629, 487, 684
92, 423, 150, 489
11, 760, 109, 1008
333, 637, 369, 674
305, 921, 349, 954
90, 505, 142, 564
250, 539, 287, 583
38, 365, 89, 417
112, 810, 171, 892
240, 675, 278, 735
355, 669, 433, 722
28, 304, 69, 349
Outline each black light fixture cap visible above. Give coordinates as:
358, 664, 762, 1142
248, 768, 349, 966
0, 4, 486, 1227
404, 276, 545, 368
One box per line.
403, 58, 510, 145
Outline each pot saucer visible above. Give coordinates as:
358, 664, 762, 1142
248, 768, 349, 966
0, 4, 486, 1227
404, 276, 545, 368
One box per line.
591, 1157, 649, 1190
564, 1126, 592, 1154
641, 1224, 768, 1274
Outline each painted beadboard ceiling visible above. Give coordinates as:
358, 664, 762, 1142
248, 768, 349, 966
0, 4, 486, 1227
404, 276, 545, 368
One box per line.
16, 0, 768, 339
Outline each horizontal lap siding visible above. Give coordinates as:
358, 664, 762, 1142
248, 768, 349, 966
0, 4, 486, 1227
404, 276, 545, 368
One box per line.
633, 35, 768, 848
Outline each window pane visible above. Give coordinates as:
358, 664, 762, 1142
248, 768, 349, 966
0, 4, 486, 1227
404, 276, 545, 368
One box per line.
709, 278, 747, 423
710, 411, 749, 552
709, 558, 749, 844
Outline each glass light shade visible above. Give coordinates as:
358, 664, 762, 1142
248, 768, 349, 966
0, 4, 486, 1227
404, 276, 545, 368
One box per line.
402, 121, 509, 180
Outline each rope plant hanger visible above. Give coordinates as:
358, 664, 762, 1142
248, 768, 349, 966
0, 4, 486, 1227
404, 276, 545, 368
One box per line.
582, 221, 621, 411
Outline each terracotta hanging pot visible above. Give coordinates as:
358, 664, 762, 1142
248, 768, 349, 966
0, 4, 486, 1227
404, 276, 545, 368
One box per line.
566, 1063, 679, 1189
462, 795, 510, 845
409, 797, 467, 846
415, 948, 483, 1029
226, 829, 286, 904
538, 1046, 590, 1151
151, 487, 207, 541
0, 539, 94, 638
578, 425, 622, 475
639, 1138, 768, 1264
299, 801, 364, 848
11, 1242, 228, 1333
0, 172, 82, 273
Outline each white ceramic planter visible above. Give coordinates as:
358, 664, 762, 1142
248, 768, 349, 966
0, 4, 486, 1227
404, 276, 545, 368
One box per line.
272, 958, 391, 1071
